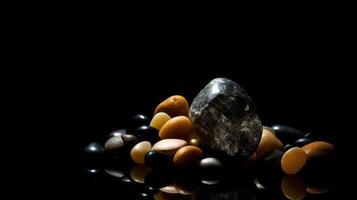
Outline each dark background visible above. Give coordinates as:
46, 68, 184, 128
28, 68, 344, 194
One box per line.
6, 6, 338, 194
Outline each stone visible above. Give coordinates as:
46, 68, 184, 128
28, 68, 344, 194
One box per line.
159, 116, 194, 141
271, 125, 304, 144
173, 145, 203, 168
294, 138, 313, 147
109, 129, 127, 138
281, 147, 307, 174
151, 139, 188, 156
130, 114, 151, 130
135, 125, 160, 143
121, 134, 138, 147
130, 141, 152, 164
283, 144, 295, 152
189, 78, 262, 158
302, 141, 335, 159
154, 95, 190, 117
150, 112, 171, 130
83, 142, 104, 158
199, 157, 223, 170
145, 151, 172, 169
104, 136, 125, 152
255, 128, 283, 158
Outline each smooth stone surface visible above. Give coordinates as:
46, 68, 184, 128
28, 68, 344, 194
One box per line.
130, 164, 152, 184
283, 144, 295, 152
255, 128, 283, 158
293, 137, 313, 147
173, 145, 203, 168
104, 136, 125, 152
130, 141, 152, 164
199, 157, 223, 170
159, 116, 194, 141
154, 95, 190, 117
135, 125, 160, 143
109, 129, 127, 138
152, 139, 188, 156
302, 141, 335, 159
189, 138, 200, 147
189, 78, 262, 158
260, 150, 284, 169
271, 125, 304, 144
131, 114, 151, 130
150, 112, 171, 130
83, 142, 104, 157
121, 134, 138, 147
281, 147, 307, 174
145, 151, 172, 169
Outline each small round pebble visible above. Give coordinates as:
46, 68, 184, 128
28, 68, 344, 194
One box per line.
131, 114, 150, 130
150, 112, 171, 130
271, 125, 304, 144
83, 142, 104, 156
294, 137, 313, 147
199, 157, 223, 170
121, 134, 138, 147
135, 125, 160, 143
302, 141, 335, 159
145, 151, 172, 169
104, 136, 124, 152
173, 145, 203, 168
255, 128, 283, 158
130, 141, 152, 164
109, 129, 127, 138
283, 144, 295, 152
154, 95, 190, 117
281, 147, 307, 174
152, 139, 188, 156
159, 116, 194, 141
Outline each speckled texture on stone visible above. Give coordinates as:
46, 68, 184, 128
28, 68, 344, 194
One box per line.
189, 78, 262, 158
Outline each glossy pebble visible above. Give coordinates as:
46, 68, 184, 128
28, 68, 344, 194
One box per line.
154, 95, 190, 117
152, 139, 188, 156
159, 116, 194, 141
256, 128, 283, 158
173, 145, 203, 168
109, 129, 127, 138
271, 125, 304, 144
293, 137, 313, 147
145, 151, 172, 169
281, 175, 306, 200
150, 112, 171, 130
302, 141, 335, 159
281, 147, 307, 174
130, 141, 152, 164
104, 136, 124, 152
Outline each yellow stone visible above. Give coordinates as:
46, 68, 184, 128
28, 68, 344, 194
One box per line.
150, 112, 171, 130
130, 141, 152, 164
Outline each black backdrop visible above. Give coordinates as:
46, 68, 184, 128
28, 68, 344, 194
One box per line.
6, 6, 338, 193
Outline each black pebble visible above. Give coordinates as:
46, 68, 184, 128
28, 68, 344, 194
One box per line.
83, 142, 104, 161
294, 137, 313, 147
130, 114, 150, 130
283, 144, 295, 152
145, 151, 172, 169
271, 125, 304, 144
135, 125, 160, 143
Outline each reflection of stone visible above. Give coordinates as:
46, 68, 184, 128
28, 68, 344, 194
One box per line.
190, 78, 262, 158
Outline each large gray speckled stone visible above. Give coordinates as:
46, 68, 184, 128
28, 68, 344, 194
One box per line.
189, 78, 262, 158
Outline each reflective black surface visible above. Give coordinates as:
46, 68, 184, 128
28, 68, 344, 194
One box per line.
6, 6, 338, 197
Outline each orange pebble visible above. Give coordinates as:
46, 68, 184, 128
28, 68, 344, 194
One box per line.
154, 95, 190, 117
159, 116, 194, 141
281, 147, 307, 174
